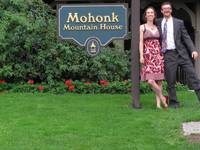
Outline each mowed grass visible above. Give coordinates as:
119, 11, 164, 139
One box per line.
0, 91, 200, 150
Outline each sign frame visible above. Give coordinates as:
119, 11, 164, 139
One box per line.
56, 3, 128, 48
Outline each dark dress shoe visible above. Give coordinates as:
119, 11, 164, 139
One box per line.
195, 90, 200, 102
169, 102, 180, 108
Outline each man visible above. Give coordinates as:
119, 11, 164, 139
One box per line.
156, 1, 200, 108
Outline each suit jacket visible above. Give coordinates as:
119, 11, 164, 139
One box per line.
156, 17, 196, 59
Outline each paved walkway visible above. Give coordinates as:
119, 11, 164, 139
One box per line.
182, 121, 200, 135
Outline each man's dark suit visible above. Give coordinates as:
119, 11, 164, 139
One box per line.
156, 17, 200, 105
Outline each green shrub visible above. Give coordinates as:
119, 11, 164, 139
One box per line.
0, 0, 129, 83
0, 82, 12, 91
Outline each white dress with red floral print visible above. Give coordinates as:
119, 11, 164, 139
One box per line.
140, 28, 164, 81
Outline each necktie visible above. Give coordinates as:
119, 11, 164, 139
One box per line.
161, 20, 167, 53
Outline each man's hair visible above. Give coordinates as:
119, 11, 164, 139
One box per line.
161, 1, 172, 8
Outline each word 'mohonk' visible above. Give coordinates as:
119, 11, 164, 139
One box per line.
66, 12, 119, 23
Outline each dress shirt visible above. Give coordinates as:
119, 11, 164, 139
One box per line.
161, 17, 176, 50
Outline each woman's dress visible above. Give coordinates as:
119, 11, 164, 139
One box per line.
140, 27, 164, 81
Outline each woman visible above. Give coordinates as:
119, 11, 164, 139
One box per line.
139, 6, 168, 109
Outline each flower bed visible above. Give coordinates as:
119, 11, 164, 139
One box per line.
0, 79, 188, 94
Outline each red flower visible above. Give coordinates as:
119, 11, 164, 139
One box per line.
100, 80, 106, 84
84, 82, 91, 85
28, 80, 34, 84
37, 85, 44, 91
68, 85, 75, 91
100, 80, 109, 86
103, 81, 109, 86
65, 80, 71, 86
0, 80, 6, 84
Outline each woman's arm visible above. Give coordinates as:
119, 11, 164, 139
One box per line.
139, 25, 144, 64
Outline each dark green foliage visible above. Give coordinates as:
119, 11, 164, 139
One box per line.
0, 82, 12, 91
0, 0, 129, 83
0, 81, 188, 94
139, 81, 189, 94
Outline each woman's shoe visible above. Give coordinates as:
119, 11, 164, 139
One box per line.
164, 95, 169, 105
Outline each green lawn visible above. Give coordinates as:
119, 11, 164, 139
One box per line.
0, 91, 200, 150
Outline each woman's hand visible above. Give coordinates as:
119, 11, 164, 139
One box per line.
140, 56, 144, 64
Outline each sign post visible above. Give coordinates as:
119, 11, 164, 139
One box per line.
131, 0, 141, 108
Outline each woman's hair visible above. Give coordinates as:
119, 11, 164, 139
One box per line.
142, 6, 157, 23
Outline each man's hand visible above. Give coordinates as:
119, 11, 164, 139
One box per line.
192, 51, 198, 60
